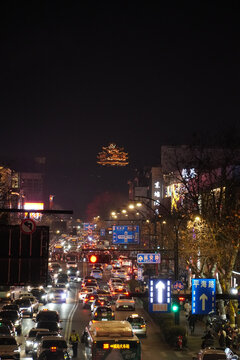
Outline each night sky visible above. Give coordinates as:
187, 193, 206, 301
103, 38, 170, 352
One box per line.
1, 1, 240, 219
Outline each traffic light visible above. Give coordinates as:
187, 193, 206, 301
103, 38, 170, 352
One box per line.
171, 301, 180, 313
88, 253, 111, 264
89, 255, 98, 264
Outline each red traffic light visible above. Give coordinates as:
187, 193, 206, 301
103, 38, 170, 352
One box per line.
89, 255, 97, 263
178, 296, 185, 302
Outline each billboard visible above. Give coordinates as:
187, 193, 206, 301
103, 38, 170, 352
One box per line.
112, 225, 139, 244
0, 225, 49, 286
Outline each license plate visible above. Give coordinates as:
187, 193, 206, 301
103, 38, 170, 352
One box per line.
102, 313, 107, 316
123, 305, 128, 308
102, 318, 108, 321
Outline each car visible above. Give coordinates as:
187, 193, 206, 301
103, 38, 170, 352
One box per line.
25, 328, 50, 354
36, 336, 71, 359
90, 298, 111, 313
37, 348, 72, 360
111, 287, 129, 299
20, 295, 39, 312
2, 304, 20, 313
14, 297, 34, 317
36, 321, 62, 333
0, 335, 21, 359
0, 310, 22, 335
79, 287, 94, 302
32, 331, 59, 355
108, 278, 124, 290
66, 261, 77, 269
30, 288, 48, 305
82, 278, 98, 288
126, 314, 147, 337
90, 269, 103, 279
193, 347, 239, 359
92, 306, 115, 321
115, 295, 135, 310
83, 294, 99, 309
49, 262, 62, 273
0, 324, 12, 336
114, 269, 127, 279
47, 288, 67, 303
0, 318, 16, 337
35, 310, 60, 323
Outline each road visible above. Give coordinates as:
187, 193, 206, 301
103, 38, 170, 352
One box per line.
15, 263, 197, 359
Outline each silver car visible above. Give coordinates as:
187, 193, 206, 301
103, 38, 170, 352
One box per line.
126, 314, 147, 337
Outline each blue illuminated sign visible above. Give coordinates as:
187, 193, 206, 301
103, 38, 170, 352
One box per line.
83, 223, 95, 231
100, 229, 105, 236
192, 278, 216, 315
137, 253, 161, 264
173, 281, 184, 291
112, 225, 139, 244
149, 278, 171, 313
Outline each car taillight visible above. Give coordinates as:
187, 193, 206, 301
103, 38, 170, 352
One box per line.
50, 347, 57, 352
95, 313, 97, 316
84, 299, 87, 303
141, 324, 146, 328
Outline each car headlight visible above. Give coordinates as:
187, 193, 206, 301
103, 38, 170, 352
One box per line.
6, 292, 11, 297
33, 342, 38, 348
14, 349, 20, 353
27, 307, 32, 311
61, 293, 66, 299
41, 295, 46, 299
15, 320, 20, 326
26, 340, 32, 346
49, 294, 54, 299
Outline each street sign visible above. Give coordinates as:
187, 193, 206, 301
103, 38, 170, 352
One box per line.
173, 281, 184, 291
20, 218, 36, 234
100, 229, 105, 236
192, 278, 216, 315
137, 253, 161, 264
112, 225, 139, 244
149, 278, 171, 313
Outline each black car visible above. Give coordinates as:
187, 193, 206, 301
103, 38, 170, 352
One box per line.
36, 321, 62, 333
0, 310, 22, 335
38, 349, 71, 360
0, 318, 16, 336
0, 324, 12, 336
2, 304, 20, 313
30, 288, 48, 305
13, 298, 33, 317
35, 310, 60, 323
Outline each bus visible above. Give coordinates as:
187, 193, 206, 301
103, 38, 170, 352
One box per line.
81, 320, 141, 360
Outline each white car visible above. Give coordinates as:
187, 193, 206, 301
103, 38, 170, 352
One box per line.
47, 288, 68, 303
90, 269, 103, 279
115, 295, 135, 310
66, 261, 77, 269
25, 328, 50, 354
36, 336, 71, 359
79, 287, 94, 302
0, 335, 21, 359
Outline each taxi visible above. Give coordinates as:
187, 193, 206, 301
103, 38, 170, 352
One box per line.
79, 287, 94, 302
126, 314, 147, 337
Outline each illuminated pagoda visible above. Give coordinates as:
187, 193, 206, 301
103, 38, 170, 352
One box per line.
97, 143, 129, 166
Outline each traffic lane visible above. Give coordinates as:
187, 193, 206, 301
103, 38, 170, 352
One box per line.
114, 299, 194, 360
16, 285, 78, 359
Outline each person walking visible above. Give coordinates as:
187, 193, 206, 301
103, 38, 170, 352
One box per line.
188, 313, 196, 335
69, 329, 80, 358
218, 328, 226, 348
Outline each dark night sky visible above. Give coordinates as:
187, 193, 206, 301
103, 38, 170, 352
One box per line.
0, 1, 240, 218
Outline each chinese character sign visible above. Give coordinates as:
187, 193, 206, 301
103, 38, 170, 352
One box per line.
112, 225, 139, 244
149, 278, 171, 313
137, 253, 161, 264
192, 278, 216, 315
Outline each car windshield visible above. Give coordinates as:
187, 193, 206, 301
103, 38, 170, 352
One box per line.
0, 327, 10, 334
0, 338, 17, 345
97, 307, 112, 313
2, 305, 18, 311
36, 332, 58, 340
127, 317, 144, 324
42, 340, 67, 349
37, 322, 59, 331
37, 312, 59, 322
0, 311, 18, 320
15, 299, 31, 306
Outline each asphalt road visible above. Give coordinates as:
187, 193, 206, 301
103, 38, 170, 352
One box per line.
15, 263, 197, 359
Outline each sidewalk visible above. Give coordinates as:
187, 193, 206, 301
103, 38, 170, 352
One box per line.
180, 311, 206, 355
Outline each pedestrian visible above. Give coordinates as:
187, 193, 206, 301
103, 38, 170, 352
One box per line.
184, 300, 191, 318
188, 313, 196, 335
69, 329, 80, 358
218, 328, 226, 348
